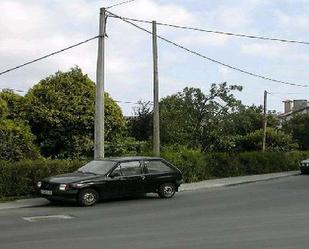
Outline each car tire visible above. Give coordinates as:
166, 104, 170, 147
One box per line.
78, 188, 99, 206
158, 183, 176, 198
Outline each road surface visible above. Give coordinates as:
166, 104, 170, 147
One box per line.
1, 175, 309, 249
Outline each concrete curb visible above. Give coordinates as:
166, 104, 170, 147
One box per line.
179, 171, 299, 192
0, 171, 300, 211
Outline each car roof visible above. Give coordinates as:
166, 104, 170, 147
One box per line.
94, 156, 163, 162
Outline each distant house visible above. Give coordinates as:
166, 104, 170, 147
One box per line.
278, 99, 309, 121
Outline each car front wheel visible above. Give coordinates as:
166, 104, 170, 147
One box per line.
158, 183, 176, 198
78, 189, 99, 206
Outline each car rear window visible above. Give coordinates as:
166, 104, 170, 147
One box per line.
145, 160, 174, 173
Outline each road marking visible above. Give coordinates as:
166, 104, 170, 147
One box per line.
22, 214, 74, 222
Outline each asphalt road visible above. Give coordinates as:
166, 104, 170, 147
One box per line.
1, 175, 309, 249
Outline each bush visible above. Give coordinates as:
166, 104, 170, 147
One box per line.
0, 150, 308, 198
0, 160, 84, 197
234, 128, 298, 152
162, 146, 210, 182
0, 120, 40, 161
161, 147, 309, 182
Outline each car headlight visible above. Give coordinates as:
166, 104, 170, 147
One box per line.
37, 181, 42, 188
73, 183, 85, 187
59, 184, 68, 191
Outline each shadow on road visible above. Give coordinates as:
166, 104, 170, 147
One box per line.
27, 194, 160, 209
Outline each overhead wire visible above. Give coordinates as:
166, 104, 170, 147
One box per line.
107, 11, 309, 88
0, 35, 99, 76
106, 0, 137, 9
114, 100, 153, 105
109, 15, 309, 46
268, 92, 308, 95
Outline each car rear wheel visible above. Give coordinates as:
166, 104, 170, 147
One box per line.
78, 189, 99, 206
158, 183, 176, 198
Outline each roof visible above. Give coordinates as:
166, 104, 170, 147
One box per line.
95, 156, 162, 162
278, 106, 309, 118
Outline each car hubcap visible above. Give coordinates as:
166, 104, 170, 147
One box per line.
84, 192, 95, 205
163, 186, 174, 197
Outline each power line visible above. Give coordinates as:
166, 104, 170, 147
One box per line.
114, 100, 153, 105
109, 15, 309, 46
0, 86, 151, 103
0, 36, 98, 76
268, 92, 309, 95
107, 11, 309, 88
106, 0, 137, 9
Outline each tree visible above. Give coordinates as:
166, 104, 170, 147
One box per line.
0, 90, 26, 121
234, 128, 298, 152
282, 114, 309, 150
160, 83, 243, 151
25, 67, 126, 158
222, 105, 279, 136
0, 97, 8, 119
0, 119, 40, 161
127, 101, 153, 141
0, 95, 39, 161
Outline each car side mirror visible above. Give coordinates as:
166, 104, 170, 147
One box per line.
110, 172, 121, 178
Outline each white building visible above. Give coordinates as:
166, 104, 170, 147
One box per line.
278, 99, 309, 121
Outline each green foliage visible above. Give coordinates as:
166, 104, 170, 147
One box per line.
234, 128, 298, 152
105, 137, 149, 157
206, 151, 309, 178
0, 120, 40, 161
0, 97, 8, 119
0, 160, 84, 197
223, 105, 279, 136
161, 147, 309, 182
127, 101, 153, 141
0, 150, 308, 198
0, 90, 26, 121
282, 114, 309, 150
161, 146, 210, 182
160, 83, 243, 150
24, 67, 125, 158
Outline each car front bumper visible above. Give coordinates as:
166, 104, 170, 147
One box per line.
39, 189, 79, 201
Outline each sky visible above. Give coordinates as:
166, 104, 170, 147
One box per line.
0, 0, 309, 116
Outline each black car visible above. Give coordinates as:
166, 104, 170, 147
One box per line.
37, 157, 183, 206
300, 158, 309, 174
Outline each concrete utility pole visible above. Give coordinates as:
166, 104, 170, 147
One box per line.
152, 21, 160, 156
262, 90, 267, 152
94, 8, 106, 159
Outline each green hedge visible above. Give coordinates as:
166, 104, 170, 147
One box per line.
162, 149, 309, 182
0, 160, 84, 198
1, 151, 309, 198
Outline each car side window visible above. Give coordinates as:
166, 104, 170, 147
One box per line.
120, 161, 142, 176
145, 160, 173, 173
112, 165, 122, 176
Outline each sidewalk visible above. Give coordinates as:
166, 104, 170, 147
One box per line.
0, 171, 299, 210
179, 170, 299, 191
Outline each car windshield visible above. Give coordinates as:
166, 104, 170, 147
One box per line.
77, 160, 116, 175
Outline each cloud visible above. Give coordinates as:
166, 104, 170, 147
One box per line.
207, 6, 252, 30
274, 10, 309, 32
0, 0, 308, 116
240, 43, 290, 59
